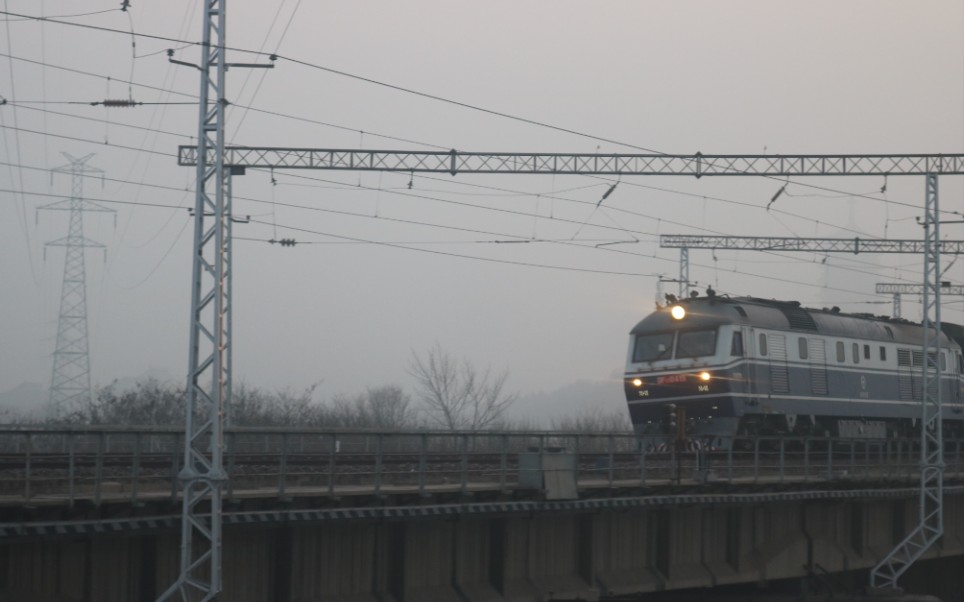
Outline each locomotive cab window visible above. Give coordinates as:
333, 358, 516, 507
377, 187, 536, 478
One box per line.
852, 343, 859, 364
836, 341, 845, 363
880, 346, 887, 362
798, 337, 808, 360
731, 332, 744, 356
633, 333, 674, 363
863, 344, 870, 360
676, 330, 717, 358
759, 333, 767, 356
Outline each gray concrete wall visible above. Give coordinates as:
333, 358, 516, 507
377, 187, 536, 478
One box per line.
3, 495, 964, 601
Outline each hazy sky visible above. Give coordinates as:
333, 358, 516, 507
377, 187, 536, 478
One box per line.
2, 1, 964, 408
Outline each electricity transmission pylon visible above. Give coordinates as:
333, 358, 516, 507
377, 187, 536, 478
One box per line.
39, 153, 114, 416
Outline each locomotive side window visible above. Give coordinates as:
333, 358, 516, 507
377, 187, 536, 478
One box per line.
633, 333, 674, 362
759, 333, 768, 356
731, 332, 744, 356
677, 330, 717, 358
798, 337, 808, 360
836, 341, 845, 363
863, 345, 870, 360
852, 343, 859, 364
880, 346, 887, 362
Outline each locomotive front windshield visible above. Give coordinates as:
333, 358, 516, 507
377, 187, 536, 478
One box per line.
633, 333, 675, 362
676, 330, 716, 358
632, 329, 717, 362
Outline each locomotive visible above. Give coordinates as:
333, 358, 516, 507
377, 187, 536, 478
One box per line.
623, 292, 964, 450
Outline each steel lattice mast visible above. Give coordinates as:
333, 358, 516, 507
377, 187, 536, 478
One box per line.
876, 282, 964, 319
158, 0, 230, 599
870, 176, 944, 588
659, 234, 964, 254
178, 147, 964, 176
660, 234, 964, 315
39, 153, 113, 416
178, 144, 951, 589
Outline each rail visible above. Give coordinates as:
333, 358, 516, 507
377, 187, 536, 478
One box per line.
0, 427, 960, 506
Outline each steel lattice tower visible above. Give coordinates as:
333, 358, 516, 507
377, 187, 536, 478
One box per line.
160, 0, 231, 598
40, 153, 113, 416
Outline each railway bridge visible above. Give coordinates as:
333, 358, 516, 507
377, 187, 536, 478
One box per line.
2, 426, 964, 601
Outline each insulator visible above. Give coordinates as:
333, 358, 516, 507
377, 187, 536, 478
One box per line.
97, 99, 141, 108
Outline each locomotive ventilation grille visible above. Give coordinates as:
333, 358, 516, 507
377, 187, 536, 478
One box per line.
779, 306, 818, 331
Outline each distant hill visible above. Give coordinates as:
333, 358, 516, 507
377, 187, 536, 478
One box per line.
509, 379, 629, 428
0, 382, 51, 421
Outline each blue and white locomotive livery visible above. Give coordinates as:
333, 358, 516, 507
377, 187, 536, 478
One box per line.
623, 293, 964, 450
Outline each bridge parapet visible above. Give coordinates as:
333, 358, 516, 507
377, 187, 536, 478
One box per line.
0, 426, 961, 511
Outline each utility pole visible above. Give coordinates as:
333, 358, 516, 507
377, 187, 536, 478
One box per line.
39, 153, 113, 417
179, 146, 962, 589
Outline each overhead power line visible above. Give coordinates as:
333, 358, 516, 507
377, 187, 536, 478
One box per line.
1, 8, 949, 207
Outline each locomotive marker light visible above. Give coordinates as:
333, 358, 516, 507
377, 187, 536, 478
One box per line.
671, 305, 686, 320
666, 403, 687, 441
697, 371, 711, 392
666, 403, 678, 431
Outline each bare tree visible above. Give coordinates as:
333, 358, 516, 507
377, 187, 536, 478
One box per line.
65, 378, 185, 426
231, 383, 324, 426
330, 384, 415, 428
363, 384, 415, 428
408, 344, 517, 431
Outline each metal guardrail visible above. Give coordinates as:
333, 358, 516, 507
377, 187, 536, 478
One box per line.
0, 427, 960, 506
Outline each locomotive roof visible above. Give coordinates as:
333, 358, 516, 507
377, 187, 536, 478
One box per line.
631, 295, 959, 347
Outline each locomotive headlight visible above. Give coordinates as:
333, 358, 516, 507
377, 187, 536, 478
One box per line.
698, 371, 711, 381
670, 305, 686, 320
632, 378, 644, 387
